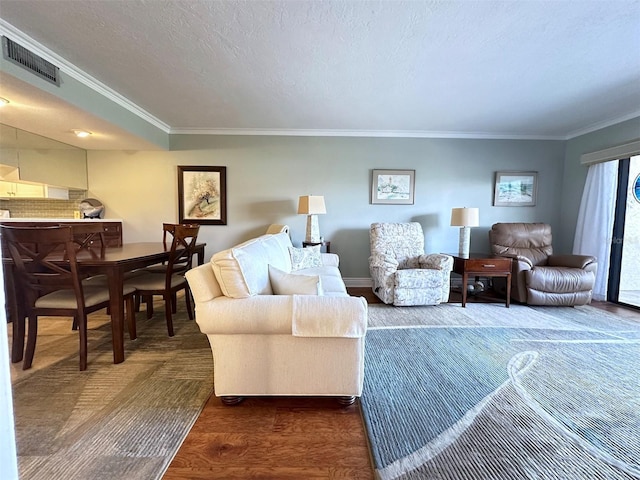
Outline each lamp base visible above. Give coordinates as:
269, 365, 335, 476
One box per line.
458, 226, 470, 257
305, 214, 321, 243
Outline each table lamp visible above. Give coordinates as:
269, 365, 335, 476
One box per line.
450, 207, 479, 257
298, 195, 326, 243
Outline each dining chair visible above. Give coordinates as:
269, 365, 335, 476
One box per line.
138, 223, 200, 315
124, 224, 200, 336
61, 222, 107, 259
143, 223, 198, 274
2, 224, 137, 370
68, 223, 139, 340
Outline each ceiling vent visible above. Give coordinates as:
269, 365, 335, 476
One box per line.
2, 36, 60, 86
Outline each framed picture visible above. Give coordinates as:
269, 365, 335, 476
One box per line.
371, 169, 415, 205
493, 171, 538, 207
178, 166, 227, 225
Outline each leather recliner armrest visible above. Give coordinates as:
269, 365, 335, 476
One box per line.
548, 254, 597, 269
494, 253, 534, 269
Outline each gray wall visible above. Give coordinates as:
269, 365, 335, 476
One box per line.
88, 135, 566, 280
559, 117, 640, 253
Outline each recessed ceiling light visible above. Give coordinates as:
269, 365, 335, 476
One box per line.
0, 97, 9, 106
72, 129, 92, 138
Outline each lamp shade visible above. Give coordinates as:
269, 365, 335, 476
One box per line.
297, 195, 326, 215
450, 207, 479, 227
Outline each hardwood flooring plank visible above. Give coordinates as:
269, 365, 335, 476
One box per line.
170, 431, 371, 468
162, 466, 374, 480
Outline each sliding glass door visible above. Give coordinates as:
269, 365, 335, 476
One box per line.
609, 155, 640, 308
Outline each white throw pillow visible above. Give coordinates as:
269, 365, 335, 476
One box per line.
289, 245, 322, 271
268, 265, 323, 295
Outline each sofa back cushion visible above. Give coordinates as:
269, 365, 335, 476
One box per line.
211, 232, 293, 298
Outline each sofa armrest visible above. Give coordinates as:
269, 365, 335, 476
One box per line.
548, 254, 597, 269
192, 295, 367, 337
419, 253, 453, 271
321, 252, 340, 267
292, 295, 367, 338
185, 263, 223, 303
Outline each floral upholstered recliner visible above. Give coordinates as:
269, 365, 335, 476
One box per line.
369, 222, 453, 306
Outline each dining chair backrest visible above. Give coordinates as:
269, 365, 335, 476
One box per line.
1, 225, 85, 309
166, 224, 200, 279
162, 223, 177, 248
60, 222, 106, 258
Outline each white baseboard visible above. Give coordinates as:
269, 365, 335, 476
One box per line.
344, 277, 491, 289
343, 277, 373, 288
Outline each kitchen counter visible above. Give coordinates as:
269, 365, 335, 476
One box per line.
1, 219, 123, 247
0, 218, 123, 222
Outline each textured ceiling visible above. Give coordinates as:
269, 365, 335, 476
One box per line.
0, 0, 639, 149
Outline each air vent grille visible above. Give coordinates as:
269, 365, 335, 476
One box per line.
2, 36, 60, 86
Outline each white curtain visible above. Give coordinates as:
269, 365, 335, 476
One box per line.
573, 161, 618, 301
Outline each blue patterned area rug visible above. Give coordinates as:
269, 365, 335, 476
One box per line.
362, 304, 640, 480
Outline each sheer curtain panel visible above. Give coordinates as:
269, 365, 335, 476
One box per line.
573, 161, 618, 301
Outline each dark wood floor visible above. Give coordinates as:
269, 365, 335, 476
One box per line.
163, 288, 640, 479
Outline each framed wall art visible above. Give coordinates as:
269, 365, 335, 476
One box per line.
178, 166, 227, 225
493, 171, 537, 207
371, 169, 415, 205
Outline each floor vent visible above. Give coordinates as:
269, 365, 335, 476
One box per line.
2, 36, 60, 86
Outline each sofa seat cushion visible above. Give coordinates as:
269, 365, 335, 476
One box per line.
211, 233, 292, 298
526, 266, 595, 294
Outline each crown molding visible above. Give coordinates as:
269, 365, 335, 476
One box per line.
169, 127, 565, 141
0, 20, 170, 133
564, 110, 640, 140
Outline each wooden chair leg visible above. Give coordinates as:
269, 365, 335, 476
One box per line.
164, 295, 174, 337
145, 295, 153, 319
22, 314, 38, 370
126, 296, 137, 340
78, 314, 88, 371
11, 313, 25, 363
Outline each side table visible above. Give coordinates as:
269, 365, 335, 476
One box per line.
449, 253, 512, 308
302, 241, 331, 253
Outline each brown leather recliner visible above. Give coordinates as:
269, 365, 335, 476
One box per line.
489, 223, 597, 306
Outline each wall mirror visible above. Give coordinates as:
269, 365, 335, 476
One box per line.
0, 123, 88, 189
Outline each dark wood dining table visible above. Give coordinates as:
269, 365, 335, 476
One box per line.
5, 242, 206, 365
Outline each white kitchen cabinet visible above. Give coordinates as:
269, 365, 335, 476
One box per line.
0, 181, 48, 198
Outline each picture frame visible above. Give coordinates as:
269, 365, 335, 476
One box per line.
493, 171, 538, 207
371, 169, 415, 205
178, 166, 227, 225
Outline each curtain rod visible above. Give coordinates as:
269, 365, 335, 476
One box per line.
580, 140, 640, 165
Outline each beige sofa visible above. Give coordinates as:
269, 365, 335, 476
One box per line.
185, 232, 367, 405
